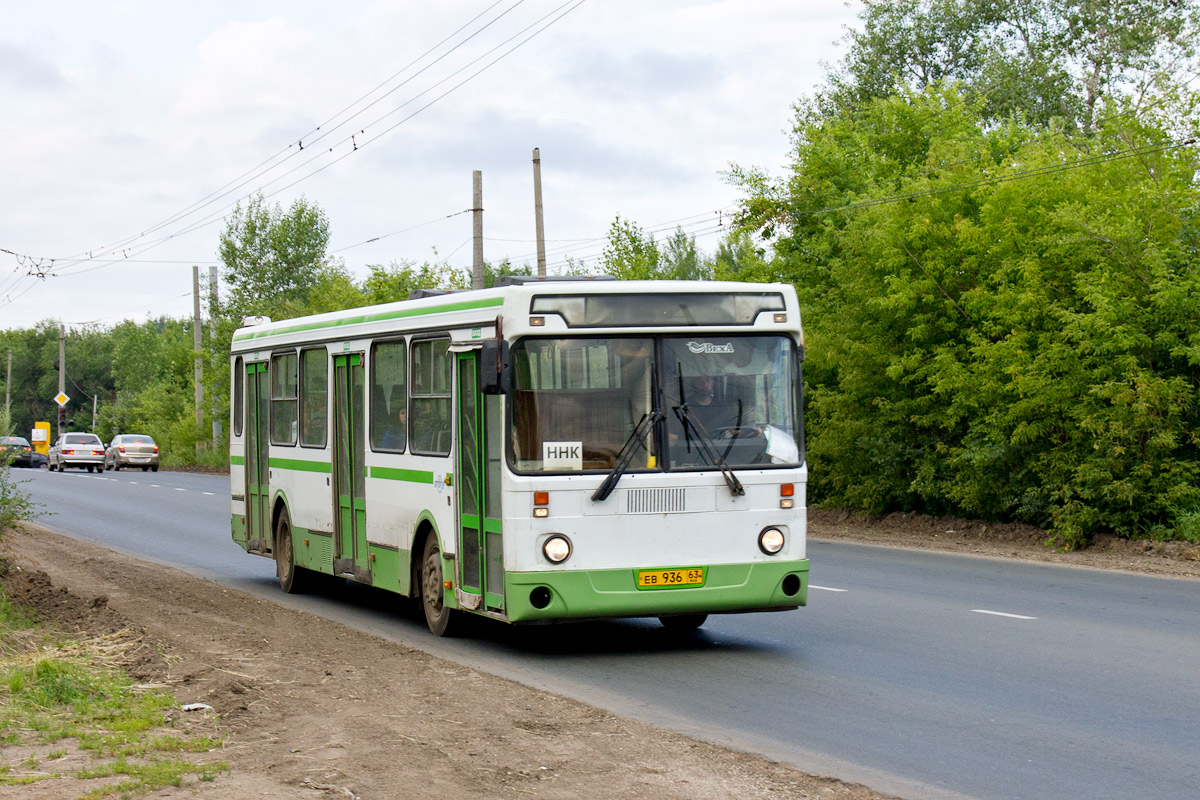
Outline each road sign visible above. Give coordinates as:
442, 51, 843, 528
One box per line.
54, 392, 69, 407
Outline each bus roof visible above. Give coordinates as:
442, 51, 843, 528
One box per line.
230, 280, 801, 353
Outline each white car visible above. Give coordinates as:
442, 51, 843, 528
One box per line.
48, 432, 106, 473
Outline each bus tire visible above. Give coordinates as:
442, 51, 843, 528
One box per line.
659, 614, 707, 631
420, 535, 456, 636
275, 511, 311, 594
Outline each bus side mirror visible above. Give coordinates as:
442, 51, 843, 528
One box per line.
480, 338, 510, 395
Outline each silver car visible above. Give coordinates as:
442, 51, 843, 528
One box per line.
48, 432, 106, 473
105, 433, 160, 472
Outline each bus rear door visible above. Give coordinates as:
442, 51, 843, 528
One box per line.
333, 353, 370, 582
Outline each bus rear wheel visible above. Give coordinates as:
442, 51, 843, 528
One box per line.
659, 614, 708, 631
275, 512, 312, 594
420, 535, 456, 636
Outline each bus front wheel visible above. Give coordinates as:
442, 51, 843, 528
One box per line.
275, 512, 311, 594
420, 535, 456, 636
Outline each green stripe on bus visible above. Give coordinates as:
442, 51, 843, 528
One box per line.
269, 457, 332, 473
232, 296, 504, 342
230, 455, 245, 465
369, 466, 435, 484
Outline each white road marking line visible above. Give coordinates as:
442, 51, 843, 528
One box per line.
150, 484, 161, 488
810, 585, 848, 592
174, 487, 186, 491
202, 492, 215, 496
973, 609, 1037, 620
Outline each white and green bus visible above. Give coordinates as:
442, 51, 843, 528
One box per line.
229, 278, 808, 635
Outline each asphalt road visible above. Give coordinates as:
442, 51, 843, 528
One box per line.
15, 466, 1200, 800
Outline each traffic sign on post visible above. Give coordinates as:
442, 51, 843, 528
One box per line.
54, 392, 69, 407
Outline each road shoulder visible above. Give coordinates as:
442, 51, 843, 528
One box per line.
2, 524, 894, 800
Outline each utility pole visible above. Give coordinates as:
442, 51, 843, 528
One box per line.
533, 148, 547, 278
472, 170, 484, 290
193, 265, 204, 453
5, 349, 10, 419
210, 266, 221, 446
58, 324, 66, 438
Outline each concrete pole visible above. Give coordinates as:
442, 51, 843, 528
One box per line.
533, 148, 547, 278
5, 349, 10, 418
193, 265, 204, 452
472, 170, 484, 290
209, 265, 222, 445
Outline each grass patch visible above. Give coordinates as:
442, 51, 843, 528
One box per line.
0, 587, 228, 797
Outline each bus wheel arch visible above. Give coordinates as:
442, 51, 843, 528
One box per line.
274, 501, 310, 594
417, 526, 456, 637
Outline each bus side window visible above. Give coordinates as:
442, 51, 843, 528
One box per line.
270, 351, 298, 446
233, 356, 244, 438
410, 338, 451, 456
299, 348, 327, 448
370, 339, 407, 452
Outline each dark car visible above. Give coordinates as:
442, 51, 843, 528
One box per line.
105, 433, 160, 472
1, 436, 35, 468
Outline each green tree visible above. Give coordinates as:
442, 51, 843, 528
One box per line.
712, 229, 773, 282
359, 260, 468, 305
599, 217, 715, 280
734, 82, 1200, 547
600, 216, 661, 279
826, 0, 1198, 129
217, 193, 336, 319
97, 317, 201, 463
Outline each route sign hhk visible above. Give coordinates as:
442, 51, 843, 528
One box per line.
54, 392, 69, 407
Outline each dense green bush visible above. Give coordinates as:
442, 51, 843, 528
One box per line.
734, 86, 1200, 547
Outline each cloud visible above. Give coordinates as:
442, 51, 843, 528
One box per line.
0, 41, 65, 90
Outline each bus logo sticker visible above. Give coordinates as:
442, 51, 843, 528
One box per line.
543, 442, 583, 471
687, 341, 734, 354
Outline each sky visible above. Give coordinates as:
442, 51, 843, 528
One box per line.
0, 1, 861, 329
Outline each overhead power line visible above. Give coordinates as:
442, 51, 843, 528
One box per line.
5, 0, 587, 287
48, 0, 531, 268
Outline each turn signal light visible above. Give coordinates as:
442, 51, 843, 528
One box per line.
780, 483, 794, 509
533, 491, 550, 517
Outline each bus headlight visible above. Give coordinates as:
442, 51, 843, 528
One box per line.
542, 535, 572, 564
759, 527, 785, 555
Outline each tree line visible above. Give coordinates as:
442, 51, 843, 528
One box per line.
4, 0, 1198, 549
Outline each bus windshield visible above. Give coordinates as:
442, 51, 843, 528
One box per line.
509, 334, 802, 473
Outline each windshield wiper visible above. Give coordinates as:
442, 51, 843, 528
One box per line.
592, 410, 662, 502
673, 404, 745, 497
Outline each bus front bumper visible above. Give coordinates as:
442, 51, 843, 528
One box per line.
503, 559, 808, 623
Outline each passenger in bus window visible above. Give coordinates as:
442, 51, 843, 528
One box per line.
381, 400, 407, 450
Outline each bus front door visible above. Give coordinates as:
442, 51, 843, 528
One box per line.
245, 361, 271, 553
455, 352, 504, 613
332, 354, 370, 583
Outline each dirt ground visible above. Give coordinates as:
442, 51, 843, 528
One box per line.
2, 511, 1197, 800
